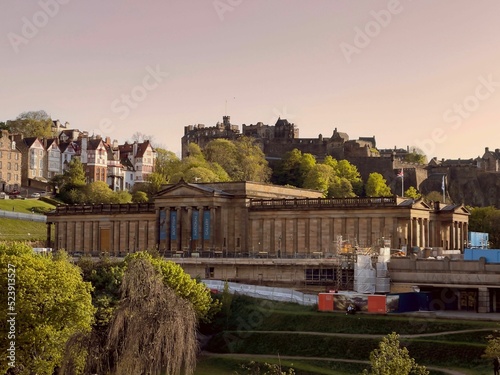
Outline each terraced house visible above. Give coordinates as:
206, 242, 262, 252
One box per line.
0, 130, 22, 192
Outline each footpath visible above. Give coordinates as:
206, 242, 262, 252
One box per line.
201, 352, 468, 375
202, 324, 499, 375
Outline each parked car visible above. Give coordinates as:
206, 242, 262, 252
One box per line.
8, 190, 20, 197
31, 193, 41, 198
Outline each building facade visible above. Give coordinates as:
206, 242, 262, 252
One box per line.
13, 135, 47, 186
0, 130, 22, 192
47, 180, 469, 256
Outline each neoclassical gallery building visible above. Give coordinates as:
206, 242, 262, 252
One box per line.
46, 180, 469, 256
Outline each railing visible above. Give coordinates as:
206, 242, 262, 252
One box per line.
250, 196, 397, 209
50, 202, 155, 215
0, 210, 46, 222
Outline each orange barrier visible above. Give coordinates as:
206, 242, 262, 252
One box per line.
368, 295, 387, 313
318, 293, 334, 311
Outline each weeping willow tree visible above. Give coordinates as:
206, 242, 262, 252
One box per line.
62, 258, 198, 375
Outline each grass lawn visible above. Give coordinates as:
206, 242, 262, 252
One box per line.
0, 200, 56, 242
195, 355, 367, 375
202, 295, 498, 375
0, 198, 56, 214
0, 218, 49, 241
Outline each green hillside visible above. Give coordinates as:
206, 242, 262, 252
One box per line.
0, 199, 56, 242
199, 295, 497, 375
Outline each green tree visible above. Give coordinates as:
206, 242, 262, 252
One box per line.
0, 244, 94, 375
335, 159, 363, 195
183, 166, 224, 182
6, 110, 53, 138
237, 361, 295, 375
365, 173, 392, 197
404, 150, 427, 164
303, 164, 334, 196
58, 157, 87, 204
86, 258, 198, 375
273, 149, 316, 187
328, 175, 356, 198
469, 206, 500, 248
484, 334, 500, 360
132, 190, 149, 203
146, 172, 167, 194
111, 190, 132, 204
363, 333, 429, 375
174, 143, 231, 183
405, 186, 422, 200
204, 139, 240, 179
233, 137, 271, 182
154, 148, 181, 181
125, 252, 220, 321
85, 181, 114, 204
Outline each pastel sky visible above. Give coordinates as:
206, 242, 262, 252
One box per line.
2, 0, 500, 160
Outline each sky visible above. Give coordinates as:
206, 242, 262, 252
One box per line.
2, 0, 500, 160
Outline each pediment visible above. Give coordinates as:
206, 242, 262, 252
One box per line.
398, 198, 432, 210
441, 204, 470, 215
412, 199, 432, 210
155, 180, 232, 198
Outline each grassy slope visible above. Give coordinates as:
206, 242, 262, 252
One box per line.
0, 199, 56, 241
0, 198, 55, 214
199, 295, 498, 375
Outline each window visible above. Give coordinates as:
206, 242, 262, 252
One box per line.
7, 162, 11, 170
32, 170, 35, 177
15, 153, 18, 160
7, 173, 11, 181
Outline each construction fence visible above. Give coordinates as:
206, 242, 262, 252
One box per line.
202, 279, 318, 306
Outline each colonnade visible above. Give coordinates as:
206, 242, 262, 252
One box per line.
157, 206, 222, 254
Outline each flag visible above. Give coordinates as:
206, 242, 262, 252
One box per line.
397, 169, 404, 178
441, 175, 445, 192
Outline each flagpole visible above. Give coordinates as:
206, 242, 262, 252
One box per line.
402, 174, 404, 197
442, 175, 445, 203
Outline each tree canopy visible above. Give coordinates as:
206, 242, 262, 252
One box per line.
272, 149, 316, 187
6, 110, 53, 138
363, 333, 429, 375
365, 173, 392, 197
64, 252, 218, 374
468, 206, 500, 248
274, 152, 362, 197
0, 244, 94, 375
405, 186, 422, 200
404, 149, 427, 164
85, 258, 198, 375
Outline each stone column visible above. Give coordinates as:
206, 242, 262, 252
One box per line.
478, 287, 490, 313
186, 206, 192, 254
175, 207, 182, 252
46, 223, 52, 248
418, 218, 423, 248
196, 206, 204, 252
210, 206, 216, 251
